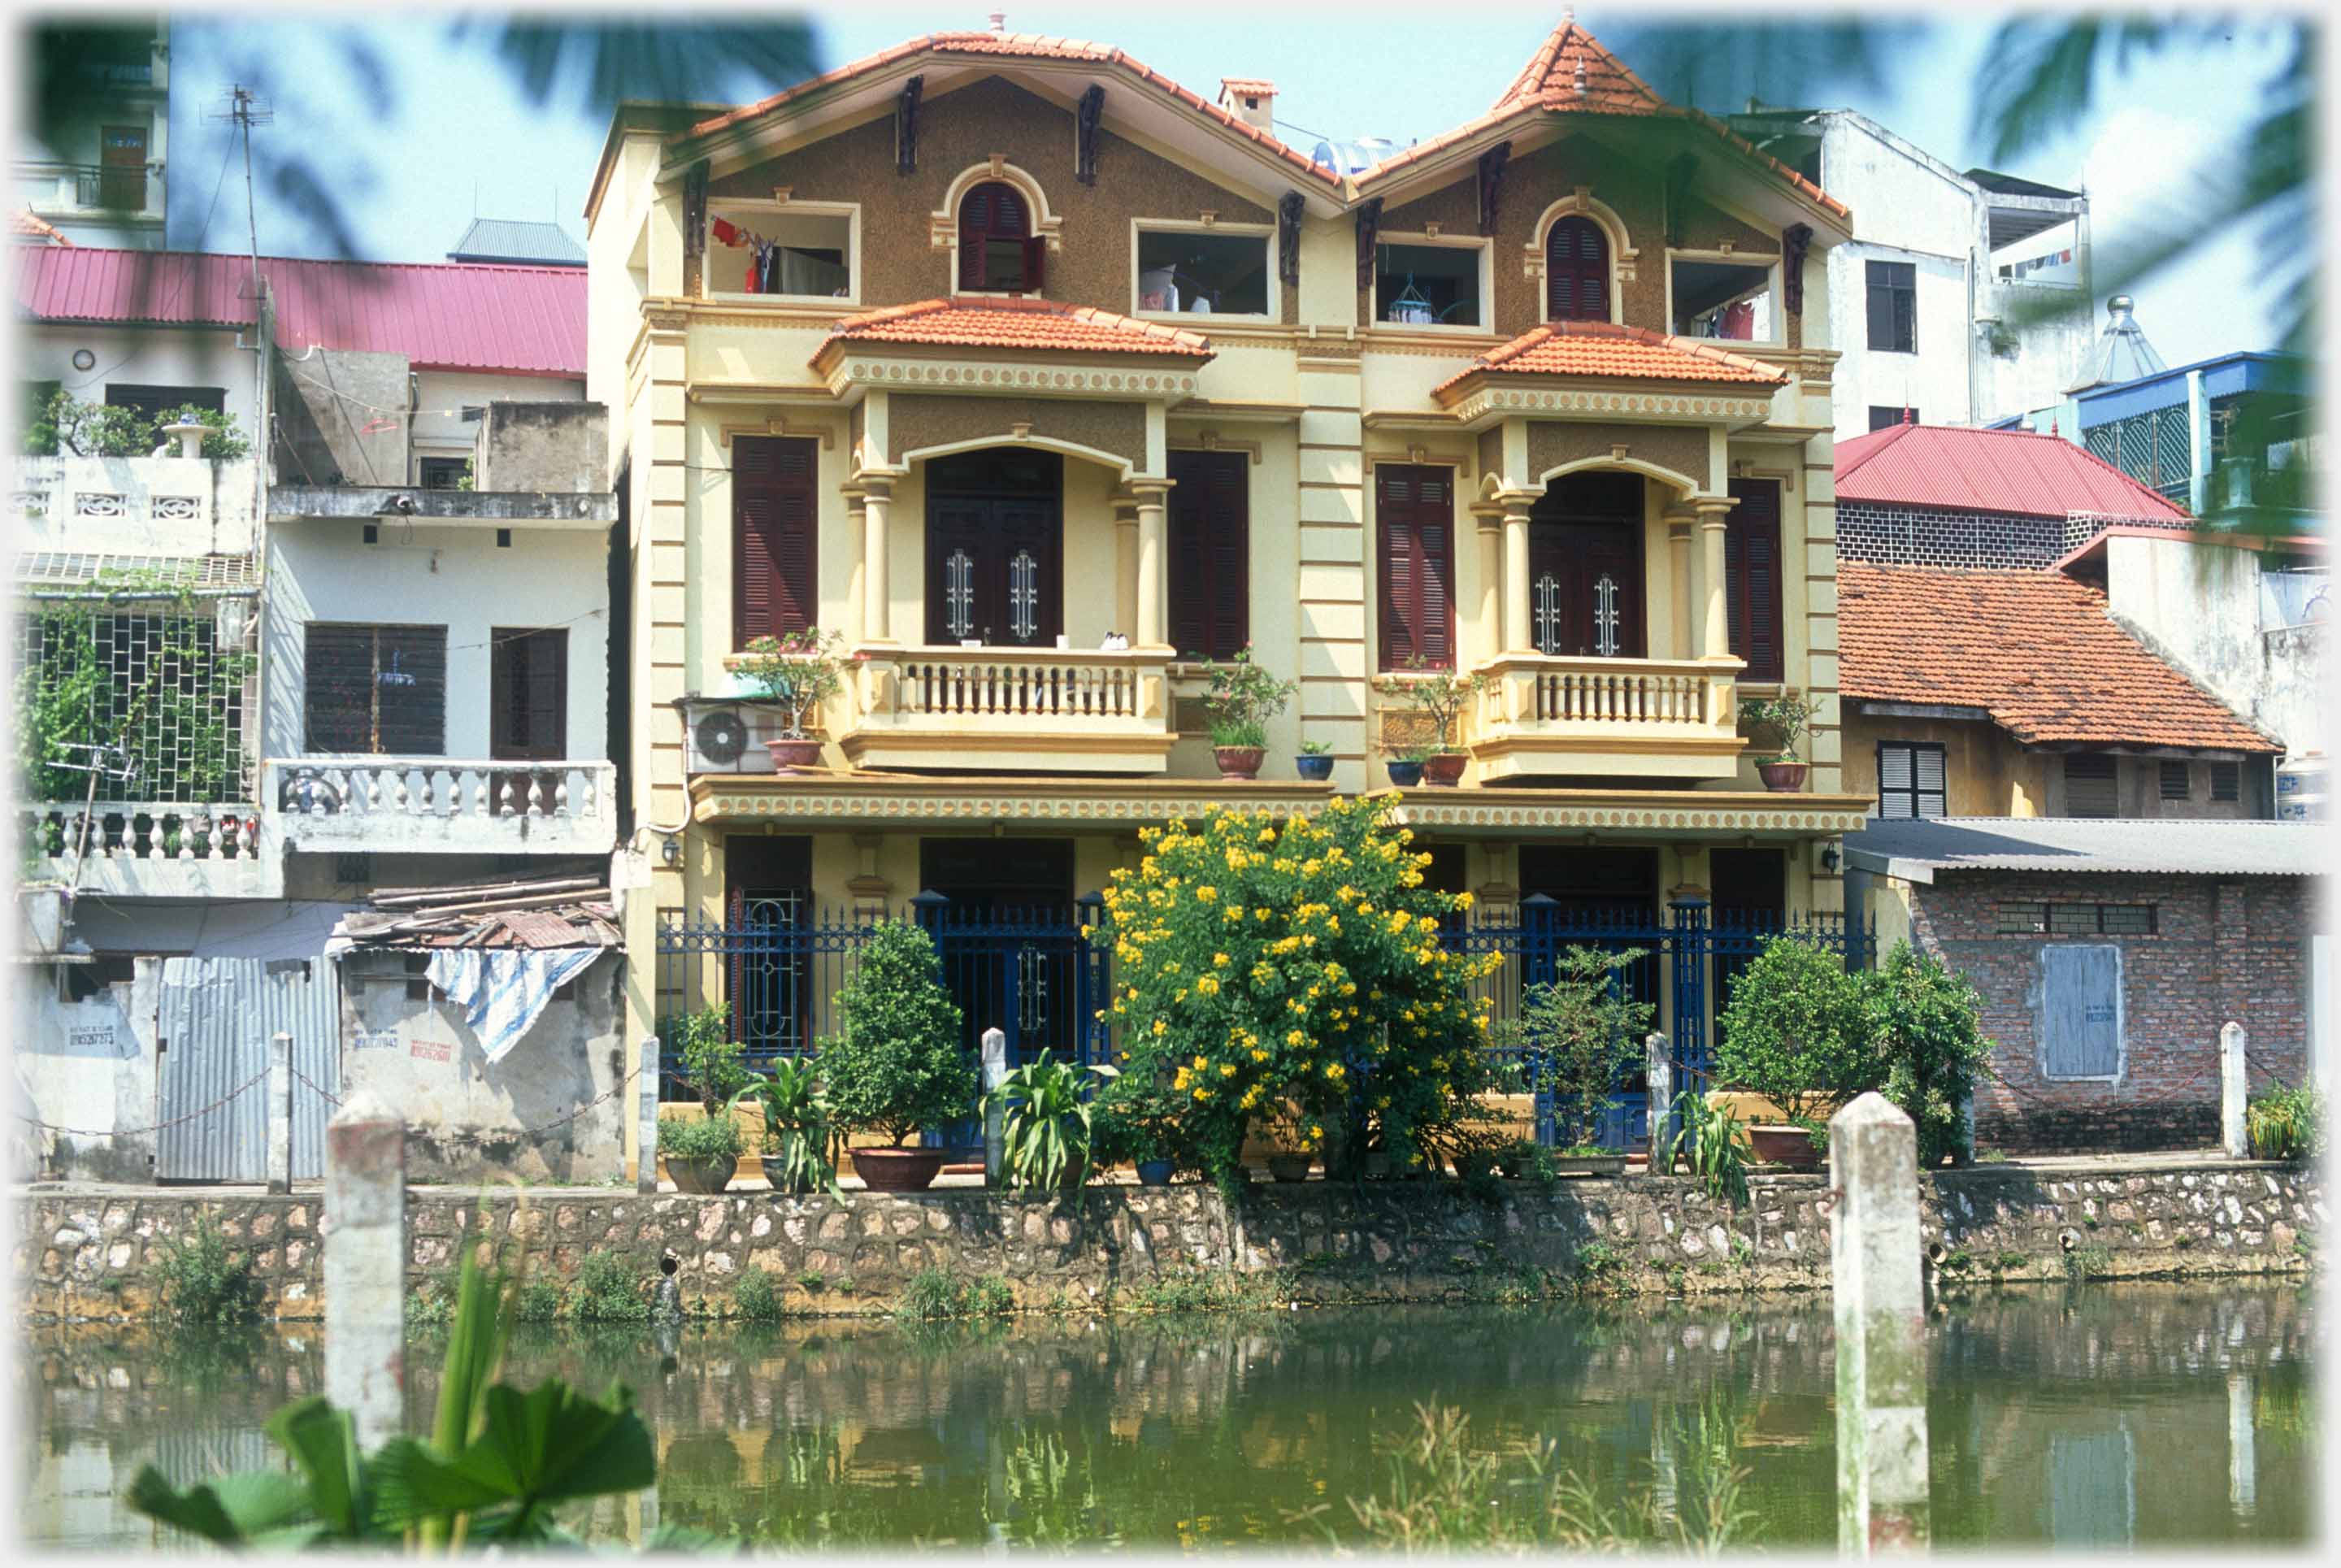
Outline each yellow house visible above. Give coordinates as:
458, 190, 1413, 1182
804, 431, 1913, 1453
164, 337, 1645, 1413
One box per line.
585, 18, 1876, 1168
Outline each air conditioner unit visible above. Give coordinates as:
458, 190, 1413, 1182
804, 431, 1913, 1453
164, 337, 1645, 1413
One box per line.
681, 697, 782, 775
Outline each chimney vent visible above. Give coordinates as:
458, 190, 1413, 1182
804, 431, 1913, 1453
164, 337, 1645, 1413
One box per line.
1218, 78, 1277, 134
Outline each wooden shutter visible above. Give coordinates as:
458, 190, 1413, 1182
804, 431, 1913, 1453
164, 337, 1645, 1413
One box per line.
1168, 450, 1249, 660
490, 628, 568, 760
1724, 479, 1784, 682
1377, 464, 1455, 670
733, 437, 818, 647
959, 181, 1030, 291
1878, 742, 1946, 820
2040, 946, 2123, 1079
304, 623, 446, 755
1021, 233, 1047, 295
2064, 754, 2118, 819
1545, 216, 1609, 321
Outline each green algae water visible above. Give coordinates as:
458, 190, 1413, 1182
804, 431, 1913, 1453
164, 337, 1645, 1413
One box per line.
20, 1280, 2317, 1550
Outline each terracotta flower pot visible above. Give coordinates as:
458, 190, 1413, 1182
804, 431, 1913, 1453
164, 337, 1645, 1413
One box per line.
666, 1154, 738, 1195
1748, 1124, 1822, 1170
766, 736, 826, 773
1266, 1153, 1314, 1184
1385, 759, 1425, 788
1757, 760, 1809, 793
1422, 752, 1467, 787
850, 1145, 949, 1192
1214, 745, 1266, 780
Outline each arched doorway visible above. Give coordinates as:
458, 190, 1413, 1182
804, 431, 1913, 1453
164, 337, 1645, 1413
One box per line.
923, 446, 1062, 647
1528, 469, 1645, 658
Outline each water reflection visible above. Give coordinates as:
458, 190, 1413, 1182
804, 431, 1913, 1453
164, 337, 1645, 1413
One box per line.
16, 1282, 2317, 1550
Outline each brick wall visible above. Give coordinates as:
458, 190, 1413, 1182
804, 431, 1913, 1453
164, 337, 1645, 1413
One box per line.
1908, 871, 2314, 1153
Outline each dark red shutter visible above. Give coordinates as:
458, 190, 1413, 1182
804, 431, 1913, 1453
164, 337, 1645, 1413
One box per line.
1545, 216, 1609, 322
1724, 478, 1783, 682
1169, 450, 1249, 659
734, 437, 819, 647
1377, 464, 1456, 671
959, 181, 1032, 291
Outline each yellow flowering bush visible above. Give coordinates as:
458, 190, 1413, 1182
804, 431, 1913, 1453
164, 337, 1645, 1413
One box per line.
1091, 796, 1502, 1195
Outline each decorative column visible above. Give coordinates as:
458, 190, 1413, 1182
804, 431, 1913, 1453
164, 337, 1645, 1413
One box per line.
1113, 492, 1140, 641
1694, 495, 1735, 661
1665, 506, 1696, 660
1501, 496, 1533, 654
860, 477, 894, 645
1132, 480, 1172, 650
1471, 502, 1505, 667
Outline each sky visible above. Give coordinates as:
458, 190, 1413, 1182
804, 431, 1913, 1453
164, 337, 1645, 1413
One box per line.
148, 2, 2310, 369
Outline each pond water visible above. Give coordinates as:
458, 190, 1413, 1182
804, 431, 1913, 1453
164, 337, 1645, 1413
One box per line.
19, 1281, 2318, 1551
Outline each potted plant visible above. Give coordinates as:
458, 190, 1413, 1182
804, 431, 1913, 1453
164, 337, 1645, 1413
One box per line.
1383, 745, 1429, 789
1713, 934, 1878, 1171
818, 920, 978, 1192
726, 1055, 840, 1196
735, 627, 853, 773
658, 1114, 745, 1195
981, 1051, 1105, 1191
1201, 646, 1297, 781
1374, 657, 1490, 787
1259, 1103, 1322, 1182
1094, 1071, 1180, 1185
1295, 738, 1335, 783
658, 1003, 749, 1193
1502, 945, 1655, 1175
1738, 691, 1816, 793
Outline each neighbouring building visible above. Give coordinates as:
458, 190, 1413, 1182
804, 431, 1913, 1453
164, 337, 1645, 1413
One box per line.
1726, 101, 2091, 439
13, 17, 170, 250
589, 15, 1878, 1171
1844, 817, 2323, 1154
448, 216, 589, 267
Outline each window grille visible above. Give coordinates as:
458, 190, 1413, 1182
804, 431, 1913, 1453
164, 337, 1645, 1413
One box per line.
14, 609, 250, 804
1997, 901, 2048, 934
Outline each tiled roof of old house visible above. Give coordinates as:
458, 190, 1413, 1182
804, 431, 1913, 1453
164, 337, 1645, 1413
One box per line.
1432, 320, 1787, 401
816, 296, 1216, 359
15, 245, 586, 378
1838, 561, 2277, 753
328, 875, 621, 951
11, 208, 72, 245
1835, 420, 2190, 521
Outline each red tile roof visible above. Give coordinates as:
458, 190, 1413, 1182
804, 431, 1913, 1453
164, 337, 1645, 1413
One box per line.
1835, 421, 2191, 522
687, 32, 1339, 187
1839, 562, 2277, 753
816, 296, 1215, 360
11, 208, 72, 246
1432, 320, 1787, 402
15, 245, 585, 377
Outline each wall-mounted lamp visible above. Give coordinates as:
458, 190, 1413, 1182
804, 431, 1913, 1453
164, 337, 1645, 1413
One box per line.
71, 349, 95, 371
1820, 842, 1840, 874
661, 833, 682, 868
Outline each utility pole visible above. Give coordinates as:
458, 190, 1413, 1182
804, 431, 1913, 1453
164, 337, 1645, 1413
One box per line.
207, 85, 275, 809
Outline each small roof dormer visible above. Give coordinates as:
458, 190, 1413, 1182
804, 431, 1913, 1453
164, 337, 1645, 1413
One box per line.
1218, 78, 1275, 134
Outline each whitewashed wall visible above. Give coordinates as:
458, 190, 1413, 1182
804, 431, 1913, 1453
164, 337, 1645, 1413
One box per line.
410, 369, 586, 481
20, 323, 260, 438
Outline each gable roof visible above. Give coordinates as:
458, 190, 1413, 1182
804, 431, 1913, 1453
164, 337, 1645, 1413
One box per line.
15, 245, 587, 378
683, 30, 1338, 188
1432, 320, 1786, 402
447, 217, 587, 267
11, 208, 72, 246
814, 296, 1214, 360
1838, 561, 2276, 754
1834, 421, 2191, 522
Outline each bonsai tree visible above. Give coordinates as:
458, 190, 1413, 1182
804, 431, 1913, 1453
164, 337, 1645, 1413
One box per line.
734, 627, 853, 740
1713, 935, 1879, 1131
1737, 691, 1815, 765
1373, 655, 1492, 756
1199, 645, 1296, 751
818, 920, 976, 1147
669, 1003, 746, 1114
1502, 946, 1657, 1153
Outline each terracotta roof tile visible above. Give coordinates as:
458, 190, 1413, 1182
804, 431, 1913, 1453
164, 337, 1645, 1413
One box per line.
816, 296, 1215, 360
1839, 562, 2277, 753
1835, 420, 2191, 522
686, 32, 1338, 185
11, 208, 71, 245
1432, 320, 1786, 402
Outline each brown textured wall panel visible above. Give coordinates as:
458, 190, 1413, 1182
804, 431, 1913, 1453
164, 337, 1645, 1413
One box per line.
887, 391, 1147, 468
1524, 420, 1708, 490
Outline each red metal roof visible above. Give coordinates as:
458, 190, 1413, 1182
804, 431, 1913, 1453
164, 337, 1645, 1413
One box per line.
816, 297, 1215, 360
1835, 421, 2190, 522
1432, 320, 1786, 402
14, 245, 586, 378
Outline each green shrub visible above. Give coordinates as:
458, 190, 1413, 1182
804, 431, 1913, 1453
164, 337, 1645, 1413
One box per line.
1495, 1137, 1559, 1184
575, 1249, 650, 1322
728, 1054, 839, 1195
733, 1266, 783, 1323
1713, 935, 1878, 1126
2248, 1080, 2325, 1162
1863, 943, 1996, 1166
983, 1051, 1102, 1190
819, 921, 975, 1146
26, 389, 250, 460
667, 1004, 747, 1112
1665, 1088, 1751, 1208
895, 1269, 1015, 1321
513, 1278, 563, 1323
657, 1113, 742, 1163
1501, 945, 1656, 1149
152, 1212, 264, 1325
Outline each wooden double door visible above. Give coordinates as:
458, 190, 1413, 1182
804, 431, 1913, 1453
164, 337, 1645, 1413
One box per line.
924, 448, 1062, 647
1529, 471, 1646, 659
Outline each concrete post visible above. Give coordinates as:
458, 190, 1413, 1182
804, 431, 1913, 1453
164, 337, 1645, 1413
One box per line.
861, 482, 893, 643
1644, 1032, 1673, 1173
265, 1031, 292, 1194
2222, 1021, 2249, 1158
323, 1091, 406, 1451
2228, 1371, 2256, 1518
1828, 1091, 1929, 1554
1695, 499, 1735, 661
1113, 501, 1140, 641
636, 1035, 662, 1194
1133, 483, 1170, 650
981, 1027, 1010, 1186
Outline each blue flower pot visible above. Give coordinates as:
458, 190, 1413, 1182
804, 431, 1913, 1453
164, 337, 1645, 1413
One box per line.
1135, 1158, 1175, 1187
1386, 759, 1425, 788
1296, 754, 1334, 782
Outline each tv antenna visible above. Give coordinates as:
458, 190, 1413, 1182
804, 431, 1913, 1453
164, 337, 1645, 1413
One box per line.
49, 742, 137, 906
206, 85, 273, 289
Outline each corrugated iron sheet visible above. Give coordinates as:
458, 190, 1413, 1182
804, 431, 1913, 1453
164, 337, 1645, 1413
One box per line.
14, 246, 584, 377
155, 957, 340, 1182
1835, 422, 2191, 521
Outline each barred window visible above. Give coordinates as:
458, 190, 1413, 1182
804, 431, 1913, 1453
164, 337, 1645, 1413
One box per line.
1997, 901, 2048, 934
2210, 761, 2242, 802
2039, 903, 2158, 936
15, 607, 249, 804
304, 623, 447, 754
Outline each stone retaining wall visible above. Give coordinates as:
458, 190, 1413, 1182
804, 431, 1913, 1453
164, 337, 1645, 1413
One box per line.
16, 1160, 2321, 1323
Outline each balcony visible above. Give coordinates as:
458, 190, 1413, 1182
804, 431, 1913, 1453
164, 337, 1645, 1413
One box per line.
19, 801, 280, 899
15, 161, 157, 219
1467, 654, 1745, 783
266, 759, 618, 857
839, 645, 1177, 774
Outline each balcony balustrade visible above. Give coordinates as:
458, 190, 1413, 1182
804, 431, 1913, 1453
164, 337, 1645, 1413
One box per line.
19, 800, 279, 897
1469, 654, 1745, 782
840, 645, 1176, 774
265, 758, 616, 855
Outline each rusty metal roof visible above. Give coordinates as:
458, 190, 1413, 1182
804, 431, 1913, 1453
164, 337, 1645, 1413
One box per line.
329, 878, 622, 953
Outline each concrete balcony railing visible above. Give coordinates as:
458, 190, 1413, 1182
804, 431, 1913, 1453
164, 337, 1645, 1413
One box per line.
839, 645, 1176, 774
1468, 654, 1746, 783
266, 758, 617, 856
19, 801, 280, 898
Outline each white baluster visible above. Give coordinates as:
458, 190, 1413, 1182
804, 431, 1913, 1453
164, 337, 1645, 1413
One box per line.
553, 770, 571, 818
526, 774, 545, 818
177, 813, 198, 862
497, 773, 517, 818
145, 813, 167, 862
391, 767, 412, 815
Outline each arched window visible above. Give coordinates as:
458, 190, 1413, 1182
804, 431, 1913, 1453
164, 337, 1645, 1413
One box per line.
1544, 215, 1609, 322
958, 180, 1044, 293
